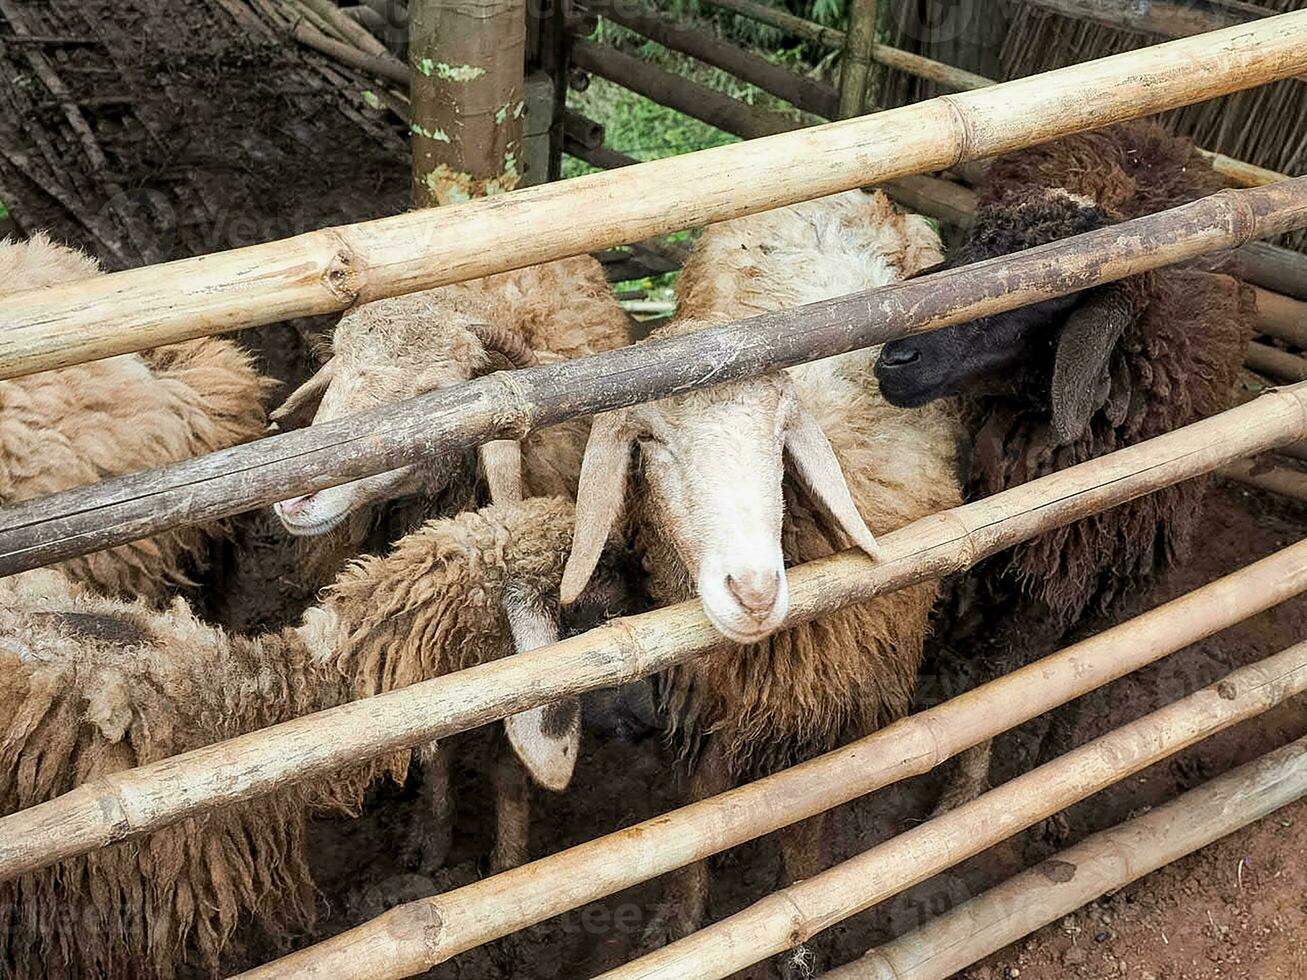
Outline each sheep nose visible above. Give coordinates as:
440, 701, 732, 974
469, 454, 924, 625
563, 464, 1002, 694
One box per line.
878, 344, 921, 369
275, 493, 317, 518
725, 570, 782, 618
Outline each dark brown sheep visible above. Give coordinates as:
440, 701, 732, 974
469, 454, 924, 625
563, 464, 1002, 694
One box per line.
875, 120, 1255, 813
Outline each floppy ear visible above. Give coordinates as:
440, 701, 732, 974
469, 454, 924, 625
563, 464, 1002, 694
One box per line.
1051, 283, 1141, 445
479, 439, 524, 504
785, 404, 882, 561
560, 410, 633, 604
270, 358, 336, 425
501, 584, 580, 792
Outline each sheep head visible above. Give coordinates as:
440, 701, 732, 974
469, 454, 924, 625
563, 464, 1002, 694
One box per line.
875, 188, 1144, 443
272, 291, 536, 536
561, 322, 879, 645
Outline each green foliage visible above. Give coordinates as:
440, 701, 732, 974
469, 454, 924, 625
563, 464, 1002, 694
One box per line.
0, 199, 8, 220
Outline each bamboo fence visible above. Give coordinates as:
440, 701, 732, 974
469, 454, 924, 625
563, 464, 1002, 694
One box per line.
227, 539, 1307, 979
3, 12, 1307, 378
838, 0, 877, 118
825, 735, 1307, 980
2, 378, 1306, 885
2, 179, 1304, 578
602, 640, 1307, 980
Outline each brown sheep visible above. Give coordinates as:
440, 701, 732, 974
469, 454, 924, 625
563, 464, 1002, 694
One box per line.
875, 120, 1255, 816
0, 495, 588, 980
560, 190, 962, 976
0, 233, 272, 604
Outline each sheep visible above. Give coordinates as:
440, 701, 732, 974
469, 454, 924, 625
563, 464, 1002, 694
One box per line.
265, 254, 634, 872
559, 189, 963, 975
0, 494, 605, 980
874, 120, 1255, 818
0, 233, 272, 604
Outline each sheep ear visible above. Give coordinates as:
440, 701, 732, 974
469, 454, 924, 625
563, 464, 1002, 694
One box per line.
480, 439, 524, 504
785, 404, 883, 561
561, 410, 633, 605
270, 358, 336, 425
1051, 284, 1139, 445
501, 586, 580, 792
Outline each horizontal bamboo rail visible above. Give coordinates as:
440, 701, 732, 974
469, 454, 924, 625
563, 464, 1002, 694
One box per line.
1255, 287, 1307, 348
604, 640, 1307, 979
565, 33, 1304, 307
228, 540, 1307, 979
4, 180, 1306, 576
1025, 0, 1258, 39
1247, 341, 1307, 383
825, 735, 1307, 980
2, 376, 1306, 886
590, 0, 838, 117
691, 0, 1283, 188
3, 12, 1306, 378
1221, 456, 1307, 506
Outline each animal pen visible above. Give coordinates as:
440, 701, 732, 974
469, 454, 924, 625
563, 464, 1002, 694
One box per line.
2, 1, 1307, 978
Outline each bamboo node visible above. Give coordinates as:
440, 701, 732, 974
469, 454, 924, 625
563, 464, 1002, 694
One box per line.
937, 96, 977, 170
1217, 680, 1238, 700
1217, 187, 1260, 248
488, 371, 535, 439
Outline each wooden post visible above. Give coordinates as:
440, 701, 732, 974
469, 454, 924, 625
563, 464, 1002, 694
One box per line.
1, 180, 1304, 576
839, 0, 878, 117
409, 0, 527, 206
218, 542, 1307, 979
825, 736, 1307, 980
601, 641, 1307, 980
4, 386, 1307, 891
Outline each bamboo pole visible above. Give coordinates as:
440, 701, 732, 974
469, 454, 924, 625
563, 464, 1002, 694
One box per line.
291, 18, 410, 85
839, 0, 878, 118
589, 0, 838, 118
1246, 341, 1307, 383
301, 0, 392, 56
1254, 287, 1307, 348
563, 40, 1302, 311
4, 12, 1306, 378
570, 39, 795, 137
602, 641, 1307, 980
700, 0, 1281, 188
1023, 0, 1250, 39
3, 181, 1305, 576
824, 736, 1307, 980
1221, 456, 1307, 506
225, 541, 1307, 979
2, 378, 1306, 887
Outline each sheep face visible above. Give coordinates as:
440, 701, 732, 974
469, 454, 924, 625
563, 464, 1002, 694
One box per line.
876, 191, 1117, 422
273, 296, 494, 536
562, 350, 880, 645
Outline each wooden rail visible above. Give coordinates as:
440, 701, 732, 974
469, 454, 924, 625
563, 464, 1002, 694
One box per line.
3, 380, 1306, 886
2, 12, 1306, 378
1, 180, 1305, 578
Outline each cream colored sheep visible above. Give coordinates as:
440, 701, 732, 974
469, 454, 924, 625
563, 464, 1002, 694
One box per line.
0, 233, 272, 604
560, 190, 963, 976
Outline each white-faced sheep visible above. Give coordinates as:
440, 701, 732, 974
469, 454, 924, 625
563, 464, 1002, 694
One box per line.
0, 495, 605, 980
874, 120, 1255, 819
265, 254, 634, 872
559, 189, 963, 975
0, 233, 272, 604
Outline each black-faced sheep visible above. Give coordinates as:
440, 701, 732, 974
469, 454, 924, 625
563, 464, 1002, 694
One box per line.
874, 120, 1255, 814
0, 495, 604, 980
0, 233, 273, 604
560, 190, 963, 975
265, 254, 634, 872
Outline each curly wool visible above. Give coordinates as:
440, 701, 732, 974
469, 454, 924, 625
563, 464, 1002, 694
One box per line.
0, 233, 273, 603
0, 497, 579, 980
964, 122, 1253, 625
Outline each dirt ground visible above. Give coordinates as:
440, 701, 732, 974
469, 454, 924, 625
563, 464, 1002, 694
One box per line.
4, 4, 1305, 977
